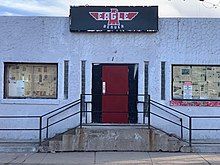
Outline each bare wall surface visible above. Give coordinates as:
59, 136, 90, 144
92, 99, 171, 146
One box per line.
0, 16, 219, 140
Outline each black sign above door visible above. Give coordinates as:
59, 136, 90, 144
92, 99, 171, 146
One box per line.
70, 6, 158, 33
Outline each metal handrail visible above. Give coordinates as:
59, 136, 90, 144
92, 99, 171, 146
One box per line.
149, 99, 190, 144
82, 93, 145, 96
149, 100, 220, 146
0, 99, 81, 145
0, 116, 41, 118
150, 102, 181, 120
47, 101, 81, 120
0, 128, 40, 131
82, 94, 185, 138
150, 100, 191, 118
45, 112, 80, 130
1, 93, 220, 148
41, 99, 81, 117
150, 111, 189, 130
190, 116, 220, 145
0, 115, 42, 144
45, 101, 81, 139
191, 116, 220, 118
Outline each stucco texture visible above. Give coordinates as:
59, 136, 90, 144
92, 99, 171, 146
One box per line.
0, 16, 219, 140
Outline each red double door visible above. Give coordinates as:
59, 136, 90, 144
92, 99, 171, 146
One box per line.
102, 65, 129, 123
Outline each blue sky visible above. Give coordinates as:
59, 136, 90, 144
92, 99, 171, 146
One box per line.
0, 0, 69, 16
0, 0, 219, 17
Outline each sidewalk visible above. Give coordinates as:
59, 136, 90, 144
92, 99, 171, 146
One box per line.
0, 152, 219, 164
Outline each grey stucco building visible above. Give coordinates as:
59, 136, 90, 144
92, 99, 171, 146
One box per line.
0, 14, 220, 142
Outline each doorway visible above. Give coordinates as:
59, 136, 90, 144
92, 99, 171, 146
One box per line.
92, 64, 138, 123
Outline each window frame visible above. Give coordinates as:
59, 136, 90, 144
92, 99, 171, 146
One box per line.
4, 62, 58, 99
171, 64, 220, 101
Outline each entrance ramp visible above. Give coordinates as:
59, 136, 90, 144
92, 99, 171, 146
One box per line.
46, 124, 188, 152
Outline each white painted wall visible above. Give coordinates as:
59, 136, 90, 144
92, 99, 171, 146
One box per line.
0, 16, 219, 140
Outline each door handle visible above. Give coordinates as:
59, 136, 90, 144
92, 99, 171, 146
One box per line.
102, 82, 106, 94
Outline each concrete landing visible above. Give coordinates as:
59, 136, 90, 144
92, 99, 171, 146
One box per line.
48, 125, 187, 152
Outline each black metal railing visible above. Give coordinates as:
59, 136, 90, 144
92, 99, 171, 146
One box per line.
45, 99, 81, 139
1, 94, 220, 148
149, 99, 220, 146
0, 99, 81, 145
79, 93, 187, 145
149, 99, 190, 145
80, 93, 148, 128
0, 115, 42, 144
190, 116, 220, 145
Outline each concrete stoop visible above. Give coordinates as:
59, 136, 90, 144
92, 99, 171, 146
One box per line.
46, 125, 188, 152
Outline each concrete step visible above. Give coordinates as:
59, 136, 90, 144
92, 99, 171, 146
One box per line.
46, 128, 78, 152
47, 125, 188, 152
62, 134, 74, 151
0, 142, 38, 153
48, 140, 62, 152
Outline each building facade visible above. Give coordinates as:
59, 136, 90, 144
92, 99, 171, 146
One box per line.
0, 16, 219, 141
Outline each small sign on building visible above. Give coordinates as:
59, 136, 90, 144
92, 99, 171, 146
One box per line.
183, 81, 193, 99
70, 6, 158, 32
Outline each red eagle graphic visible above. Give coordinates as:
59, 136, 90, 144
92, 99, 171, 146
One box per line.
89, 8, 138, 26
